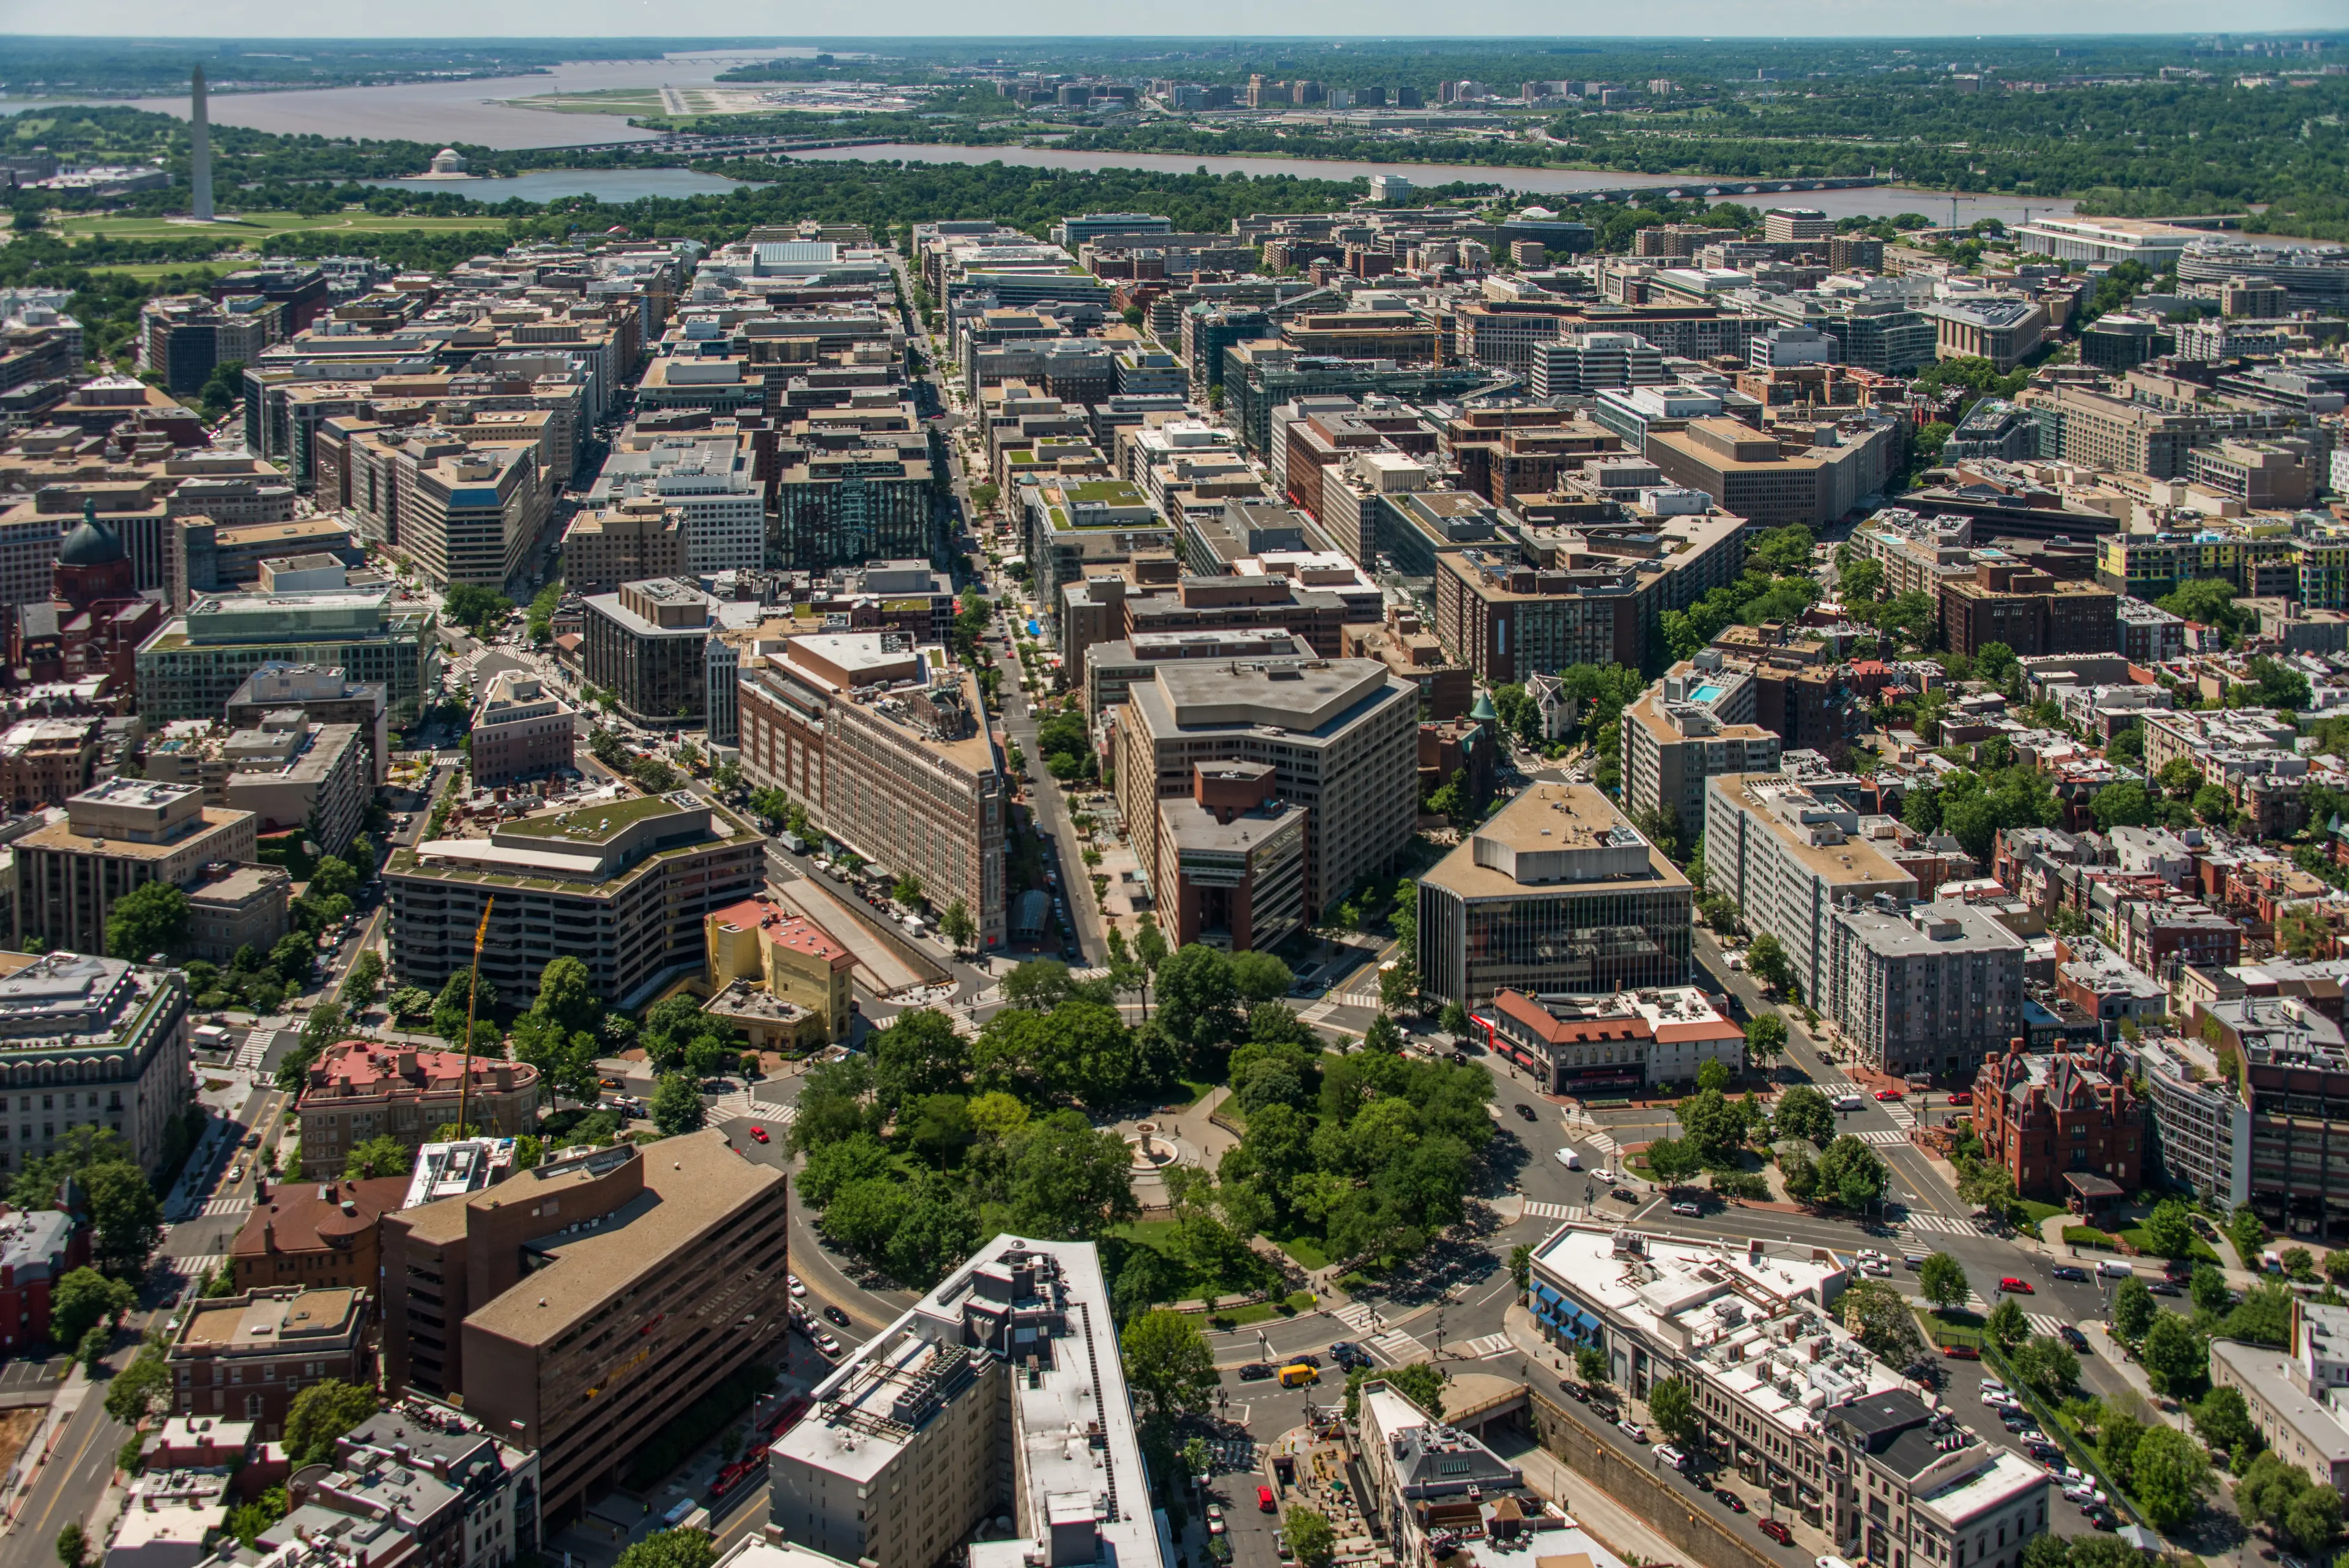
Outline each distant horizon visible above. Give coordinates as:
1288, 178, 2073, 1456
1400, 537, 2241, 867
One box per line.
7, 15, 2348, 41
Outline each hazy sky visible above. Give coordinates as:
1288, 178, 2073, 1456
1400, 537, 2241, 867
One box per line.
14, 0, 2348, 39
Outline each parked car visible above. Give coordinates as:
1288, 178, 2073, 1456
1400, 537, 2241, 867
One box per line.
1942, 1343, 1980, 1360
1616, 1419, 1648, 1443
1945, 1091, 1972, 1105
812, 1331, 842, 1356
786, 1275, 806, 1298
1759, 1519, 1794, 1547
1713, 1489, 1746, 1514
1655, 1444, 1689, 1471
1206, 1507, 1225, 1537
1998, 1277, 2035, 1294
2147, 1281, 2184, 1297
1672, 1201, 1702, 1217
1258, 1488, 1277, 1514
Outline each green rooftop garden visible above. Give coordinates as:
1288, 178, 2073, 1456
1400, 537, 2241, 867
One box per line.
499, 793, 684, 843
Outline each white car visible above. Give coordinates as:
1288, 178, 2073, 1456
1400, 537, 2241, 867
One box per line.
787, 1275, 807, 1298
1655, 1444, 1688, 1471
1671, 1202, 1702, 1217
1616, 1419, 1647, 1443
1592, 1169, 1619, 1185
813, 1331, 843, 1356
1206, 1507, 1225, 1537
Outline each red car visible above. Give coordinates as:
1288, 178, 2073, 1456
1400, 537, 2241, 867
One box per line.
1942, 1343, 1981, 1360
1758, 1519, 1794, 1546
1946, 1090, 1972, 1105
1258, 1487, 1277, 1514
1998, 1277, 2034, 1294
750, 1126, 770, 1143
1874, 1088, 1904, 1102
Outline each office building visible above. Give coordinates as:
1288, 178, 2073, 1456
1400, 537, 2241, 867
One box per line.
1825, 898, 2027, 1078
149, 719, 368, 856
586, 434, 763, 575
770, 1236, 1169, 1568
380, 1134, 791, 1518
294, 1040, 539, 1179
167, 515, 357, 611
135, 584, 440, 726
401, 444, 548, 590
559, 497, 688, 595
1527, 333, 1665, 399
1620, 682, 1782, 838
469, 671, 577, 789
0, 951, 191, 1180
581, 578, 716, 729
2139, 1034, 2249, 1207
737, 635, 1006, 951
1648, 417, 1898, 530
1704, 773, 1916, 1007
703, 893, 856, 1046
1477, 986, 1741, 1093
1148, 761, 1310, 953
772, 446, 937, 573
184, 865, 291, 966
1417, 784, 1692, 1008
221, 663, 389, 786
1920, 298, 2050, 373
1763, 208, 1835, 245
13, 779, 257, 956
1111, 657, 1417, 920
385, 787, 763, 1009
1973, 1041, 2143, 1203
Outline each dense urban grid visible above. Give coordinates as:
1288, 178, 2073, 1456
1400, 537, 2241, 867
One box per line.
5, 34, 2349, 1568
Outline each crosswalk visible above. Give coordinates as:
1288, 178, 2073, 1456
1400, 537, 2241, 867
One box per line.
2027, 1313, 2066, 1336
1368, 1329, 1431, 1365
1522, 1201, 1584, 1222
1330, 1302, 1379, 1332
169, 1254, 220, 1283
711, 1088, 786, 1126
1450, 1332, 1514, 1361
1857, 1129, 1911, 1148
1902, 1211, 1986, 1238
1582, 1131, 1620, 1162
234, 1030, 281, 1075
201, 1197, 251, 1218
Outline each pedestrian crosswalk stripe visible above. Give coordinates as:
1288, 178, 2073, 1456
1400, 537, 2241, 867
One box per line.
203, 1197, 251, 1218
1331, 1302, 1379, 1332
1369, 1329, 1431, 1365
1858, 1129, 1909, 1147
171, 1254, 220, 1280
1523, 1201, 1583, 1221
1903, 1212, 1985, 1238
2027, 1313, 2066, 1336
1453, 1333, 1513, 1360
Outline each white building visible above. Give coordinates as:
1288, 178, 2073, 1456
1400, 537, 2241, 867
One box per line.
1824, 1390, 2052, 1568
769, 1236, 1172, 1568
2139, 1035, 2250, 1206
1703, 772, 1917, 1007
1824, 896, 2027, 1077
1479, 986, 1743, 1094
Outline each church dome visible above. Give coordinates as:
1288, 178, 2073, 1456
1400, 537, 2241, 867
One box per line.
58, 509, 125, 568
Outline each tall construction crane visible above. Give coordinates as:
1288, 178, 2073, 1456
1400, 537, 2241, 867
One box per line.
455, 898, 493, 1140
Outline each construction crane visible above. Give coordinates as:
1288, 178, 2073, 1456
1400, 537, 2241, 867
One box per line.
455, 898, 493, 1139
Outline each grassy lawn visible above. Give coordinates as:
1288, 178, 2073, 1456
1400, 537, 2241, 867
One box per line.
2115, 1226, 2221, 1265
1276, 1235, 1332, 1271
1170, 1078, 1218, 1108
54, 212, 512, 244
505, 90, 667, 115
1202, 1292, 1317, 1329
1105, 1219, 1183, 1249
2017, 1199, 2066, 1239
1917, 1307, 1985, 1346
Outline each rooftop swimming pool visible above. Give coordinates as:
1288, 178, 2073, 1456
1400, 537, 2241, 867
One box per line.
1690, 683, 1726, 704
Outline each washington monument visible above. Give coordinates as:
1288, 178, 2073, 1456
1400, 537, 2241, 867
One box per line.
190, 66, 213, 222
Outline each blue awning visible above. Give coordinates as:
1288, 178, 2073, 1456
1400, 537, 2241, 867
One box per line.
1534, 1285, 1565, 1307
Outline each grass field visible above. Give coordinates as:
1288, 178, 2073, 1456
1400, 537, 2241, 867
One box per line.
54, 211, 511, 244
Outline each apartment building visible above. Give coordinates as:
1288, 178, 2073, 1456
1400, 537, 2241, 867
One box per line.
1418, 784, 1692, 1008
1825, 897, 2027, 1077
770, 1236, 1168, 1568
1939, 561, 2119, 660
380, 1134, 791, 1519
469, 671, 577, 789
1527, 333, 1666, 398
559, 497, 688, 595
0, 716, 98, 813
2138, 1034, 2249, 1206
294, 1040, 539, 1178
1823, 1391, 2050, 1568
226, 1175, 410, 1294
325, 1397, 544, 1568
581, 578, 715, 729
1111, 657, 1417, 921
0, 951, 191, 1179
1704, 773, 1917, 1006
737, 634, 1006, 950
148, 719, 368, 856
168, 1287, 369, 1439
1620, 682, 1783, 838
13, 779, 257, 956
385, 787, 763, 1009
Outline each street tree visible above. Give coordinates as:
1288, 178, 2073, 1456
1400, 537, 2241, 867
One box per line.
1121, 1309, 1217, 1421
1918, 1253, 1970, 1315
651, 1073, 707, 1135
1647, 1376, 1699, 1446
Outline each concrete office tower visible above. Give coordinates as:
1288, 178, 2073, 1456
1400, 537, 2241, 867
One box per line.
189, 67, 214, 222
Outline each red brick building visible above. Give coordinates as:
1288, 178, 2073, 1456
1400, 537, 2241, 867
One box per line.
0, 1209, 87, 1351
1973, 1041, 2144, 1202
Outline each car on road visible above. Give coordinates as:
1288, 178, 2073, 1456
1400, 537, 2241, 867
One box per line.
1514, 1104, 1537, 1121
1330, 1342, 1371, 1370
2147, 1280, 2183, 1297
1554, 1148, 1581, 1169
812, 1331, 842, 1356
1945, 1091, 1972, 1105
786, 1275, 806, 1298
2049, 1265, 2088, 1282
1616, 1419, 1647, 1443
1671, 1201, 1702, 1217
1713, 1489, 1746, 1513
1998, 1277, 2034, 1294
1611, 1186, 1636, 1202
1759, 1519, 1794, 1547
823, 1305, 850, 1327
1258, 1487, 1277, 1514
1591, 1168, 1619, 1184
1655, 1444, 1688, 1471
749, 1126, 769, 1143
1288, 1353, 1322, 1369
1874, 1088, 1903, 1101
1238, 1363, 1275, 1382
2059, 1325, 2091, 1353
1206, 1507, 1225, 1537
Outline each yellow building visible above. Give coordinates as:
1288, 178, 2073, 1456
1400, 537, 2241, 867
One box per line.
702, 894, 856, 1048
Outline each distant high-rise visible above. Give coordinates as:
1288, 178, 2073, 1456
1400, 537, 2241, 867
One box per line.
189, 66, 213, 222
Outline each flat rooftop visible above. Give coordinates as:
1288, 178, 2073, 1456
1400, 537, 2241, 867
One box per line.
1422, 784, 1688, 901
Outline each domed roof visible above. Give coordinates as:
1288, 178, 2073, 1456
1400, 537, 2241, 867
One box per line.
58, 503, 125, 568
